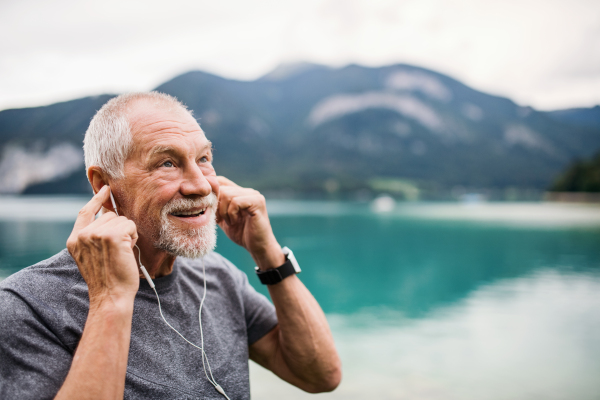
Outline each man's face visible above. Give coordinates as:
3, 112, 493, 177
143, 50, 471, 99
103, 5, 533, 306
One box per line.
116, 101, 219, 258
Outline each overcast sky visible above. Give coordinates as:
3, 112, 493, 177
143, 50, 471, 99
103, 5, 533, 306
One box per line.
1, 0, 599, 111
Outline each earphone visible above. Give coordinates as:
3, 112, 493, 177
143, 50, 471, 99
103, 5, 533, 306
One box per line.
107, 187, 230, 399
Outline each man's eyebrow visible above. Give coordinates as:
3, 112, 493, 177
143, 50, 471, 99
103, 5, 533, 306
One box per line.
200, 141, 214, 157
148, 145, 177, 157
148, 141, 213, 158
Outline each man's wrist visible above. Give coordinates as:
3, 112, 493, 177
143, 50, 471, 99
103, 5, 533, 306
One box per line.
89, 291, 136, 315
252, 241, 286, 271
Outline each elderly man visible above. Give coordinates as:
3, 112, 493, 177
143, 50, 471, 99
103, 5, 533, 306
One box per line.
0, 92, 341, 399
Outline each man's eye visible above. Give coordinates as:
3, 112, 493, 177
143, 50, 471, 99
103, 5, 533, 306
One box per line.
199, 156, 209, 163
162, 161, 174, 168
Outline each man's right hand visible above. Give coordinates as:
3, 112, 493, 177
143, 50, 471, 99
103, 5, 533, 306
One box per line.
66, 185, 140, 305
57, 185, 139, 400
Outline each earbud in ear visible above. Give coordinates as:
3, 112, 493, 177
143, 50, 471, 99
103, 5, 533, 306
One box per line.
108, 188, 119, 216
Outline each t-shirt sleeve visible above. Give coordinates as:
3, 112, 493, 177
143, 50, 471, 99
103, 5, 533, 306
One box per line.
217, 255, 279, 345
0, 288, 73, 400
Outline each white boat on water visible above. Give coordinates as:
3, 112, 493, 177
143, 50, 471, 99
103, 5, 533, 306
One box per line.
371, 195, 396, 213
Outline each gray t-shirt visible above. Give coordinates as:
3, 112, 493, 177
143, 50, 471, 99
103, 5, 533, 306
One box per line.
0, 249, 278, 399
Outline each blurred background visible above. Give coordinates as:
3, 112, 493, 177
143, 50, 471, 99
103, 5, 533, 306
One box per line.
1, 0, 599, 398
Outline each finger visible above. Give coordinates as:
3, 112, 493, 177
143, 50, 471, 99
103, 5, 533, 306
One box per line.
218, 186, 253, 222
218, 187, 232, 225
219, 185, 257, 198
227, 194, 265, 224
82, 210, 119, 231
67, 211, 120, 253
72, 211, 119, 243
94, 216, 139, 248
119, 217, 138, 245
217, 176, 241, 188
72, 186, 111, 233
218, 186, 262, 223
109, 216, 139, 247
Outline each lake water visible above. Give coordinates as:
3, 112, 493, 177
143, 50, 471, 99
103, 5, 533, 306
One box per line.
1, 197, 599, 399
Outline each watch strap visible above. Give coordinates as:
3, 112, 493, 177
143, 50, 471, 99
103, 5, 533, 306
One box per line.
255, 258, 297, 285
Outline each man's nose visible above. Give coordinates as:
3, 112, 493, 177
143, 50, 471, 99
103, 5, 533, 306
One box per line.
180, 164, 212, 197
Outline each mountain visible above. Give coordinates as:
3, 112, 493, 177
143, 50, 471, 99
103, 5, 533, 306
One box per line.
0, 63, 599, 199
547, 105, 600, 128
0, 95, 114, 194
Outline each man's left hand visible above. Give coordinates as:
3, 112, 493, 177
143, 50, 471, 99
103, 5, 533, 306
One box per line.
217, 176, 342, 393
216, 176, 284, 270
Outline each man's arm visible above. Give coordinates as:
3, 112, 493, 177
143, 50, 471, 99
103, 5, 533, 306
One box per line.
55, 297, 134, 399
55, 185, 140, 399
249, 275, 342, 392
216, 177, 342, 393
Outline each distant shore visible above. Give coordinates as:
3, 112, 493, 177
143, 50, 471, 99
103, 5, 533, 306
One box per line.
544, 192, 600, 203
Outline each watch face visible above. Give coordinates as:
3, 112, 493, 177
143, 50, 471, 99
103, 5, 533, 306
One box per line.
282, 246, 301, 273
286, 249, 301, 273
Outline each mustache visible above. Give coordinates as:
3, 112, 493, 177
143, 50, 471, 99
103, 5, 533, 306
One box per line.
161, 193, 218, 215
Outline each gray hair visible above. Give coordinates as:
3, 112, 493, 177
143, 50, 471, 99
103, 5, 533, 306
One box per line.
83, 92, 193, 180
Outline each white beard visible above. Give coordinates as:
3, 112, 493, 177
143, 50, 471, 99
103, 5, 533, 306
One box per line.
154, 193, 218, 259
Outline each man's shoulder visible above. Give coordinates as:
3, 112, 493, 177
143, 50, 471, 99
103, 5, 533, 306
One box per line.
0, 249, 82, 298
0, 249, 85, 348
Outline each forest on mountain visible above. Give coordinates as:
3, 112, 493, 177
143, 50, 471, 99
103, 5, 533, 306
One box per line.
551, 152, 600, 193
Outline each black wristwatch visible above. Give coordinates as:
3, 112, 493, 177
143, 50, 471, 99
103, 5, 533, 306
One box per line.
255, 247, 301, 285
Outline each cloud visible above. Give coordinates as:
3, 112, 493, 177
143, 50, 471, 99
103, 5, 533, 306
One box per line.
0, 0, 599, 110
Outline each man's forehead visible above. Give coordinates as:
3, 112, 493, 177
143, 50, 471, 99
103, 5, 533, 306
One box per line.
127, 100, 207, 145
128, 100, 198, 130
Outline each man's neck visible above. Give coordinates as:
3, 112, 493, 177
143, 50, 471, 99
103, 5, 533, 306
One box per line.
135, 238, 176, 279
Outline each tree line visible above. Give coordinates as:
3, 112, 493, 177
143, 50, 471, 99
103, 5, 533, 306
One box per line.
551, 151, 600, 192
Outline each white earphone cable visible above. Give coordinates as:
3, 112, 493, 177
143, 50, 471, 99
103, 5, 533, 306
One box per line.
111, 189, 229, 399
198, 258, 228, 398
135, 245, 230, 399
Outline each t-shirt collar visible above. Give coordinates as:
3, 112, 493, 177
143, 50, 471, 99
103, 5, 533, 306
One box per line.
138, 258, 180, 292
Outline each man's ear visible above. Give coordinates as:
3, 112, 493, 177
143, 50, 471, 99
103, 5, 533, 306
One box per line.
88, 167, 114, 212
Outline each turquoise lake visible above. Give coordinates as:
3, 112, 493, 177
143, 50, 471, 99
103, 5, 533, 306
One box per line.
1, 197, 599, 399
